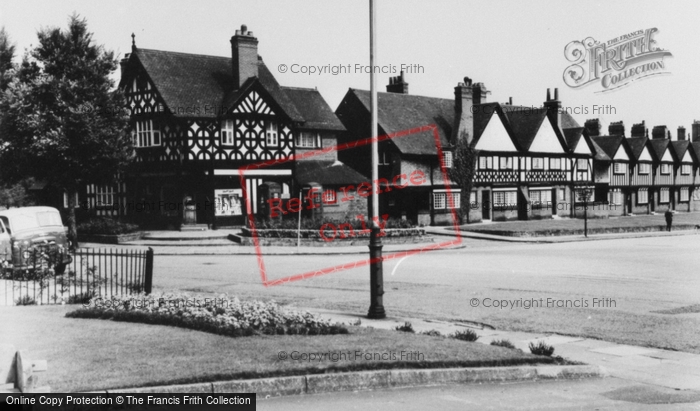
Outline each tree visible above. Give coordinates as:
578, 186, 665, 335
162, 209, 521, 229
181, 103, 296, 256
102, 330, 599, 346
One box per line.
0, 15, 131, 246
0, 26, 16, 91
448, 131, 478, 224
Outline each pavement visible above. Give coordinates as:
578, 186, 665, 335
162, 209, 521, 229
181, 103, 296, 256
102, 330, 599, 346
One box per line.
295, 307, 700, 392
75, 225, 700, 255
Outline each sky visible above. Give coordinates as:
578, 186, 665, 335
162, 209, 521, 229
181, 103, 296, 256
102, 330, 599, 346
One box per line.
1, 0, 699, 138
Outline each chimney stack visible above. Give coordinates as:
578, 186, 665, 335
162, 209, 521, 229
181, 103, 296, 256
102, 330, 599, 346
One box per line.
677, 127, 686, 141
120, 54, 130, 78
543, 87, 562, 129
630, 121, 646, 138
608, 121, 625, 137
692, 120, 700, 142
386, 71, 409, 94
652, 125, 668, 140
452, 77, 489, 144
584, 118, 601, 137
231, 24, 259, 89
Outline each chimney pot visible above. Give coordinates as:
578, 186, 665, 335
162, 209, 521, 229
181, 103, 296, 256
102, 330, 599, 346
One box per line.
554, 88, 559, 100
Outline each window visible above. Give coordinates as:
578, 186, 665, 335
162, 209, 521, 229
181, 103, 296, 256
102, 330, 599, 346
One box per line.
63, 191, 79, 208
441, 151, 453, 169
608, 189, 623, 205
499, 157, 513, 170
660, 187, 670, 203
221, 120, 235, 145
470, 191, 477, 205
134, 119, 161, 147
532, 157, 544, 170
613, 163, 627, 174
559, 188, 566, 201
680, 187, 690, 202
660, 164, 671, 174
493, 191, 517, 208
433, 191, 460, 210
322, 189, 337, 205
530, 189, 552, 208
577, 158, 588, 170
478, 156, 494, 170
637, 188, 648, 205
638, 163, 651, 174
296, 131, 319, 148
266, 122, 278, 147
681, 164, 692, 175
96, 185, 115, 207
575, 187, 594, 203
549, 158, 561, 170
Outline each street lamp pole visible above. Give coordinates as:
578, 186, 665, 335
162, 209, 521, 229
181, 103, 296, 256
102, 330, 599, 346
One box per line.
367, 0, 385, 319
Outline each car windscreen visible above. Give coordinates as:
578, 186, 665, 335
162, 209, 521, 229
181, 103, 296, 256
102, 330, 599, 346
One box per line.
36, 211, 63, 227
9, 213, 40, 232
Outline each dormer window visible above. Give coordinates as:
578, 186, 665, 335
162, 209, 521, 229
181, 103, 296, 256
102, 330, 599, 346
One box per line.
638, 163, 651, 174
266, 122, 278, 147
681, 164, 692, 175
221, 120, 235, 146
613, 163, 627, 174
660, 164, 671, 174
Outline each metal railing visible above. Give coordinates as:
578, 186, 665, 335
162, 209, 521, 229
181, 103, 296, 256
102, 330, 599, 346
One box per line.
0, 247, 153, 306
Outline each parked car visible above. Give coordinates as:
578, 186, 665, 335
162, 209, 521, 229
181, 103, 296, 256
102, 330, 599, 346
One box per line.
0, 206, 73, 275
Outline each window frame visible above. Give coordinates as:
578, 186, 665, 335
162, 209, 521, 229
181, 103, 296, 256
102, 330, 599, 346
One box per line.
265, 121, 279, 147
637, 188, 648, 205
549, 158, 561, 170
659, 187, 670, 204
95, 185, 115, 208
221, 119, 235, 146
681, 164, 692, 175
532, 157, 544, 170
638, 163, 651, 175
296, 131, 320, 149
441, 151, 453, 169
680, 187, 690, 202
500, 156, 513, 170
660, 163, 671, 175
134, 119, 161, 148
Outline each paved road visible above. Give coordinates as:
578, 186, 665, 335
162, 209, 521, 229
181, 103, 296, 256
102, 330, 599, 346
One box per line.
152, 235, 700, 353
257, 378, 700, 411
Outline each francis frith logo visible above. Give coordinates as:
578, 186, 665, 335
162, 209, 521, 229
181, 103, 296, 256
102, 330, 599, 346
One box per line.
563, 28, 673, 93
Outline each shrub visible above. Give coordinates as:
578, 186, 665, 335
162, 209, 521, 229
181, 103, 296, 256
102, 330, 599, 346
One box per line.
529, 341, 555, 356
450, 329, 479, 342
15, 295, 36, 306
65, 293, 349, 338
78, 217, 139, 235
394, 322, 415, 333
490, 339, 516, 349
420, 329, 442, 337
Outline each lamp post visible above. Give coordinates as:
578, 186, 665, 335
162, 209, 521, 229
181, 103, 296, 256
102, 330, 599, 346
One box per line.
367, 0, 385, 319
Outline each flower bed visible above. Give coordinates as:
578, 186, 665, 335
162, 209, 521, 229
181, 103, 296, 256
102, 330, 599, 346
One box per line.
66, 293, 348, 337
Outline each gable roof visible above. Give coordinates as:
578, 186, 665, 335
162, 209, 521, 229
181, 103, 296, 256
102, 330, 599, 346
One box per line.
591, 135, 629, 160
344, 89, 454, 156
471, 103, 521, 151
670, 140, 690, 162
282, 87, 345, 131
125, 48, 341, 128
626, 137, 648, 160
648, 139, 670, 161
295, 160, 368, 185
501, 106, 550, 151
690, 142, 700, 164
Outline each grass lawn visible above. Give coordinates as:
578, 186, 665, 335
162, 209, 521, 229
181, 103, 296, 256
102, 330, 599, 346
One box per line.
0, 305, 552, 393
457, 213, 700, 236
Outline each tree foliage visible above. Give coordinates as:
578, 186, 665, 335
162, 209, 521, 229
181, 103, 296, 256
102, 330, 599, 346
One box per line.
0, 26, 16, 91
448, 131, 478, 224
0, 15, 132, 243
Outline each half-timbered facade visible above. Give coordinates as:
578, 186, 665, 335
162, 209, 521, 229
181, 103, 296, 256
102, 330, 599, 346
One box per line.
82, 26, 362, 228
336, 75, 599, 224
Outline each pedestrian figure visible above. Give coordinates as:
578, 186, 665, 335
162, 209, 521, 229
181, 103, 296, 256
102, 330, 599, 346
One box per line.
665, 209, 673, 232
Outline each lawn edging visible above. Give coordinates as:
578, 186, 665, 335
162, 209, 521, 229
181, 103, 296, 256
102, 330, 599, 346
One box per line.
97, 364, 604, 398
463, 224, 697, 238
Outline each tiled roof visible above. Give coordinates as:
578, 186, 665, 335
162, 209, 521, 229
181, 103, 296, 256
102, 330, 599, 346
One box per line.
591, 136, 626, 160
563, 127, 584, 151
128, 48, 341, 126
648, 139, 670, 161
669, 140, 690, 162
346, 89, 454, 156
626, 137, 648, 160
282, 87, 345, 131
295, 160, 368, 185
690, 142, 700, 163
501, 106, 552, 152
472, 103, 522, 150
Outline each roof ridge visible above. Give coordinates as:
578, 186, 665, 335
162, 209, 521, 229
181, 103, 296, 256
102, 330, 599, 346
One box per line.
281, 86, 318, 92
136, 48, 233, 60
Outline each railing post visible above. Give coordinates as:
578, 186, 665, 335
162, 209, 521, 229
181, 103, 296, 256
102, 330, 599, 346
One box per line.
144, 247, 154, 295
